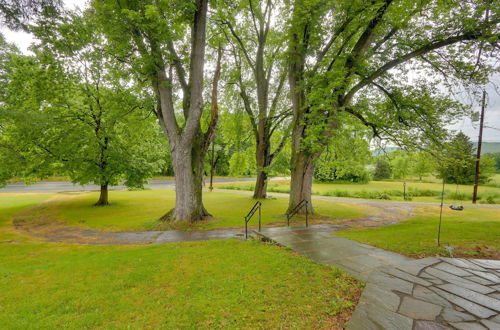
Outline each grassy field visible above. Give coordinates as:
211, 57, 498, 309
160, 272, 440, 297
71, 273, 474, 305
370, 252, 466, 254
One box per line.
0, 193, 362, 329
7, 190, 373, 232
216, 175, 500, 204
337, 206, 500, 259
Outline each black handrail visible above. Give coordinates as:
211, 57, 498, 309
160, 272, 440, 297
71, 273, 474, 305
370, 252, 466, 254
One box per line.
244, 201, 262, 239
286, 200, 309, 227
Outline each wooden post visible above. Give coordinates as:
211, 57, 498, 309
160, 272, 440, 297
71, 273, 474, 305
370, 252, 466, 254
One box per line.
472, 90, 486, 204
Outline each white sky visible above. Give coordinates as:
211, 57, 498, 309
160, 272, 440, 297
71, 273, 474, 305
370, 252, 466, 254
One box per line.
1, 0, 499, 143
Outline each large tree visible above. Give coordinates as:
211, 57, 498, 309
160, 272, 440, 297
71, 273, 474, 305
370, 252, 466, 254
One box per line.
93, 0, 222, 221
287, 0, 499, 212
0, 13, 166, 205
218, 0, 291, 198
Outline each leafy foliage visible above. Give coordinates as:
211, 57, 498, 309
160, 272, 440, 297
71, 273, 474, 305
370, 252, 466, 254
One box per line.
486, 152, 500, 173
314, 125, 371, 183
0, 13, 166, 196
437, 132, 495, 184
373, 159, 392, 181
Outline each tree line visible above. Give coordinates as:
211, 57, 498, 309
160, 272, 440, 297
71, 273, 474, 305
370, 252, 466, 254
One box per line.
0, 0, 499, 222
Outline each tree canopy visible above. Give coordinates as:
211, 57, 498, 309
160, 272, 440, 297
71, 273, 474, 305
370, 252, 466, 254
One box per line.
0, 0, 498, 219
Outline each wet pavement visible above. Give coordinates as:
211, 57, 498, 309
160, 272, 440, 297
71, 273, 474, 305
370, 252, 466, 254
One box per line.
0, 177, 265, 193
257, 226, 500, 330
37, 227, 246, 245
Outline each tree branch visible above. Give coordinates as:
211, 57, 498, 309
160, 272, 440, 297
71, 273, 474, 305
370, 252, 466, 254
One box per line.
344, 31, 497, 104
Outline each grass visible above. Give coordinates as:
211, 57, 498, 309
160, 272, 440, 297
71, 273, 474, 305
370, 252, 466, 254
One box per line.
0, 193, 55, 242
337, 206, 500, 259
9, 190, 372, 232
216, 178, 500, 204
0, 240, 361, 328
0, 193, 362, 329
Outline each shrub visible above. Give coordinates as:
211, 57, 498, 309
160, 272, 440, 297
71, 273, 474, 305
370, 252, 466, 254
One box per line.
373, 159, 392, 180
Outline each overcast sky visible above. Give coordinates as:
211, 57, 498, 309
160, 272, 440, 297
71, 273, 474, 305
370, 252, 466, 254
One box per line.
1, 0, 499, 143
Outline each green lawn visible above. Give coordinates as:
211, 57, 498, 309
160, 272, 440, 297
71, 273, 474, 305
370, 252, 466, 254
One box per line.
9, 190, 372, 232
337, 206, 500, 259
216, 178, 500, 204
0, 192, 362, 329
0, 193, 55, 242
0, 240, 361, 328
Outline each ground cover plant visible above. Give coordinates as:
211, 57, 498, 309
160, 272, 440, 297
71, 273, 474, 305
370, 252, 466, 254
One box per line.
337, 206, 500, 259
0, 193, 362, 329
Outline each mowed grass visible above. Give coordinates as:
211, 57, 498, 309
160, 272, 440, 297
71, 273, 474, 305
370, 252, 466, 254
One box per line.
0, 240, 361, 329
337, 206, 500, 259
9, 190, 372, 231
0, 195, 361, 329
216, 178, 500, 204
0, 193, 55, 241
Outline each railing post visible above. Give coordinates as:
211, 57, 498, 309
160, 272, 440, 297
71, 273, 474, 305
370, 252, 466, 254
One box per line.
258, 203, 262, 232
305, 201, 308, 227
245, 218, 248, 239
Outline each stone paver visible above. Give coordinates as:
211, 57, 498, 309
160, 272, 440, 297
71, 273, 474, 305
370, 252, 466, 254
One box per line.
257, 226, 500, 330
399, 296, 442, 320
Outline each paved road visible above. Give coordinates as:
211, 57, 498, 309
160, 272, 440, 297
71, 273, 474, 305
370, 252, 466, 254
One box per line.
2, 178, 500, 209
0, 177, 265, 193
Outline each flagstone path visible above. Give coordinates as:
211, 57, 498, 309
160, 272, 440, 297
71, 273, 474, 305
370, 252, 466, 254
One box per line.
256, 226, 500, 330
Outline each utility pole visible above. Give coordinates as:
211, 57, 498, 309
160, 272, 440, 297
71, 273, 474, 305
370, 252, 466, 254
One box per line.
472, 90, 486, 204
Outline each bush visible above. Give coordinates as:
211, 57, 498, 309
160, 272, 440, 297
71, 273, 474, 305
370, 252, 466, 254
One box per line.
373, 159, 392, 180
447, 191, 470, 201
482, 196, 497, 204
407, 188, 440, 197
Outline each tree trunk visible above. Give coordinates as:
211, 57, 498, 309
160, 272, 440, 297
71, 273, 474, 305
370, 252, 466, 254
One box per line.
95, 184, 109, 206
254, 169, 268, 199
288, 151, 317, 214
161, 133, 210, 222
253, 139, 271, 199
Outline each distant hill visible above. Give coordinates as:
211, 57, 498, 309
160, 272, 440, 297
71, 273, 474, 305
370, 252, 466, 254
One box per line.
473, 142, 500, 154
372, 142, 500, 156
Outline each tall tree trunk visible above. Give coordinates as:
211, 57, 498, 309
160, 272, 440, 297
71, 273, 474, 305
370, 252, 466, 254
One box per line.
288, 143, 318, 213
95, 183, 109, 206
159, 43, 222, 222
253, 139, 271, 199
162, 132, 210, 222
254, 168, 268, 199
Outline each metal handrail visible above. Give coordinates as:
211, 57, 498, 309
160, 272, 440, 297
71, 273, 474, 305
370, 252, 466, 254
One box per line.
286, 200, 309, 227
244, 201, 262, 239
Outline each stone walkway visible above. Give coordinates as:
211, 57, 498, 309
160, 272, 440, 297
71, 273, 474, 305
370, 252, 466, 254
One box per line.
257, 226, 500, 330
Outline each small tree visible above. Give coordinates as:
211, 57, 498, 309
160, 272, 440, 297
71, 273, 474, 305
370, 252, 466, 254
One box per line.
436, 132, 494, 185
412, 152, 434, 181
486, 152, 500, 173
437, 133, 476, 184
373, 159, 392, 181
390, 151, 412, 180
